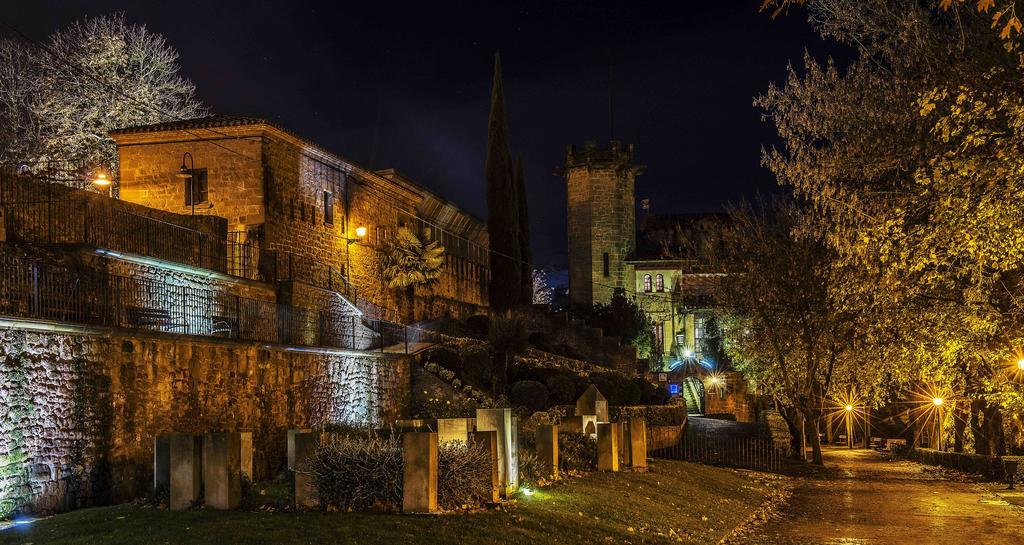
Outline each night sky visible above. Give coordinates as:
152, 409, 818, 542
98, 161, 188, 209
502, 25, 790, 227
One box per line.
5, 1, 839, 270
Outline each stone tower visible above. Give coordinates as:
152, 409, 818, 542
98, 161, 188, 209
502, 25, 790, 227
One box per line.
562, 141, 643, 308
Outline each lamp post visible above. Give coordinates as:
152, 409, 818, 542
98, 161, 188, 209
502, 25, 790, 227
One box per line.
175, 152, 196, 216
91, 169, 112, 197
845, 405, 854, 449
932, 397, 944, 451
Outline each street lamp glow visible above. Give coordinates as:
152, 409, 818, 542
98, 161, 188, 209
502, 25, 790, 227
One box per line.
1017, 359, 1024, 371
354, 226, 367, 238
932, 397, 944, 407
91, 171, 110, 187
845, 405, 853, 412
682, 348, 694, 358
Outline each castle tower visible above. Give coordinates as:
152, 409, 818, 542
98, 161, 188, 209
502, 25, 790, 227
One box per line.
562, 141, 643, 308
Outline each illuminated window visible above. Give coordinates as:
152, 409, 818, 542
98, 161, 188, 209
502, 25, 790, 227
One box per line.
323, 191, 334, 225
602, 252, 610, 277
655, 274, 664, 292
183, 168, 208, 205
643, 274, 652, 292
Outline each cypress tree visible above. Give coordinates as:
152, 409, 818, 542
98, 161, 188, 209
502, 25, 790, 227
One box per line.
485, 53, 521, 311
514, 155, 533, 304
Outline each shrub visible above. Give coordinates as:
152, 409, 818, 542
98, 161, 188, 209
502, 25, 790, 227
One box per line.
510, 380, 549, 412
461, 346, 493, 389
589, 371, 641, 406
545, 374, 577, 405
429, 347, 462, 373
559, 433, 597, 473
465, 315, 491, 338
437, 439, 494, 510
517, 449, 544, 487
413, 395, 479, 419
306, 431, 493, 512
306, 432, 403, 511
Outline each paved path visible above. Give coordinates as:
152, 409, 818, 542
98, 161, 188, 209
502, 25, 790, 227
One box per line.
737, 447, 1023, 544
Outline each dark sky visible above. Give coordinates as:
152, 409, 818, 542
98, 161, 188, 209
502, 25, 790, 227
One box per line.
5, 1, 839, 269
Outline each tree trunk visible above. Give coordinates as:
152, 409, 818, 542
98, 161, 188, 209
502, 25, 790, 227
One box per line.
970, 399, 988, 455
799, 406, 823, 464
953, 405, 967, 453
405, 285, 416, 324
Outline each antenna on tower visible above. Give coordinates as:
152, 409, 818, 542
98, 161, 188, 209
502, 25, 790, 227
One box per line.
607, 48, 615, 141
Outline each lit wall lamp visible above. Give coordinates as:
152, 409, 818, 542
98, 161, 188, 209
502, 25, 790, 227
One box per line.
347, 226, 368, 245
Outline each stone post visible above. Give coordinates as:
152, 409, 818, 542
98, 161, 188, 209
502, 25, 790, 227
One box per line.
437, 418, 471, 444
476, 408, 519, 496
292, 431, 320, 508
536, 424, 559, 479
153, 435, 171, 493
628, 418, 647, 469
168, 434, 202, 510
476, 430, 501, 503
203, 432, 242, 510
287, 428, 312, 470
597, 423, 620, 472
402, 432, 438, 513
239, 431, 253, 483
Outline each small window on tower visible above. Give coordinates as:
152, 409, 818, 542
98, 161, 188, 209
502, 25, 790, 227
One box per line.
643, 274, 652, 292
324, 191, 334, 225
602, 252, 610, 277
656, 274, 664, 292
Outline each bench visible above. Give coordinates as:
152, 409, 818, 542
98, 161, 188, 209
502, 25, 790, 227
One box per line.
126, 306, 188, 331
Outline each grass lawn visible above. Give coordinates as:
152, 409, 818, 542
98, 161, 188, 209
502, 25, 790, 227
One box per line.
0, 459, 778, 545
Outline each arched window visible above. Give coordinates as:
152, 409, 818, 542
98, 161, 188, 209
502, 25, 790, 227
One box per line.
655, 274, 665, 292
602, 252, 610, 277
643, 274, 652, 292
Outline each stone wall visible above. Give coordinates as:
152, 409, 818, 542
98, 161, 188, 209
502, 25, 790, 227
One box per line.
0, 327, 410, 518
705, 371, 757, 423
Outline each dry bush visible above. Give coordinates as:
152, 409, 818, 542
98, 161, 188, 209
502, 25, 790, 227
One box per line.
305, 431, 493, 511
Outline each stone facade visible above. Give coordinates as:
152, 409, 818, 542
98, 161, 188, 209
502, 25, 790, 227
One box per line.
111, 116, 488, 323
562, 141, 642, 308
0, 327, 410, 518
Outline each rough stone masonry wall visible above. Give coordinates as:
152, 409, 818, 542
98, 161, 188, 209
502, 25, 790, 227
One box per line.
0, 328, 410, 518
118, 134, 266, 228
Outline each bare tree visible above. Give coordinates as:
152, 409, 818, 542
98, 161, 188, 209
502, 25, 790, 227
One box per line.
0, 14, 205, 174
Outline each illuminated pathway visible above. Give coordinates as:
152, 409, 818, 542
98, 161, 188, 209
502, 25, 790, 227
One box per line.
735, 447, 1023, 544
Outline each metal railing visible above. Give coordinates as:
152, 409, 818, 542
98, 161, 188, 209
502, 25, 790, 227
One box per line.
650, 432, 783, 472
0, 171, 361, 300
0, 254, 432, 354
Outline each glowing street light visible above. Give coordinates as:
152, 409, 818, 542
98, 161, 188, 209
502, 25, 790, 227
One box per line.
932, 397, 944, 407
1017, 359, 1024, 371
91, 170, 110, 187
347, 226, 368, 245
845, 405, 854, 412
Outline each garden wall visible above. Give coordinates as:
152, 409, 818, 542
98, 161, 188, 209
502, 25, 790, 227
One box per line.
0, 327, 410, 518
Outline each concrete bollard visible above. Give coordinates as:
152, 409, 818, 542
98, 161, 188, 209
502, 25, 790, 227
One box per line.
239, 431, 254, 483
536, 424, 559, 480
153, 435, 171, 493
597, 423, 620, 472
168, 434, 202, 510
402, 432, 438, 513
437, 418, 471, 444
628, 418, 647, 469
292, 431, 320, 508
203, 432, 242, 510
476, 430, 501, 503
476, 408, 519, 496
287, 428, 313, 470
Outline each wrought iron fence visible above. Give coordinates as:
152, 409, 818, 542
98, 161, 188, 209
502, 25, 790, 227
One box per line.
650, 432, 783, 472
0, 254, 427, 354
0, 171, 362, 300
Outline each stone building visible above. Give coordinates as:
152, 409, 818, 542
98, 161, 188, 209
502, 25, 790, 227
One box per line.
111, 115, 489, 323
562, 141, 753, 417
